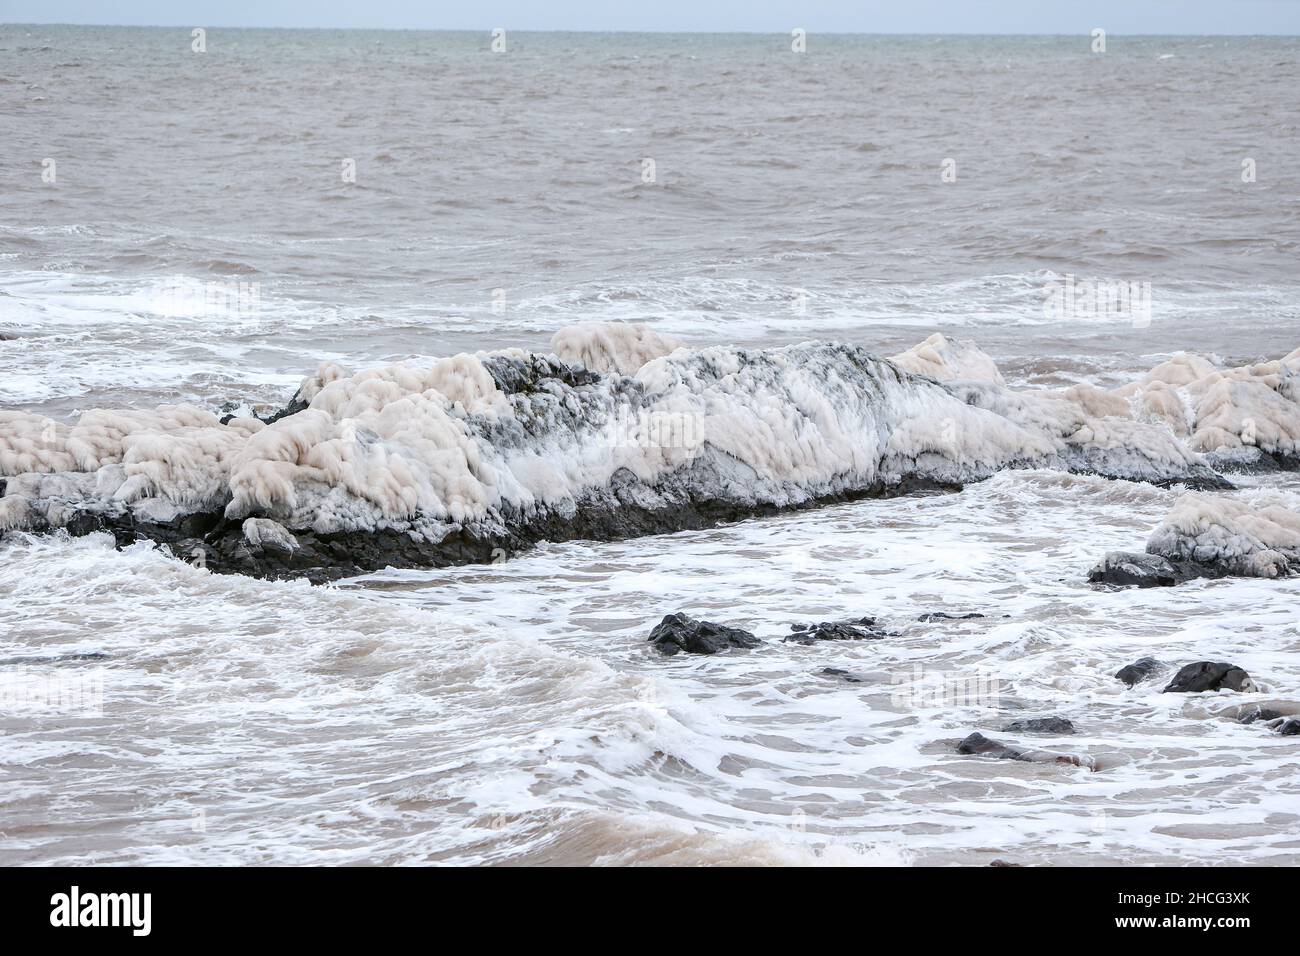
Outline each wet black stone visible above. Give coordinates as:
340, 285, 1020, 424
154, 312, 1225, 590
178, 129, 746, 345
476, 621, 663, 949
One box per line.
1001, 716, 1076, 735
647, 613, 761, 657
820, 667, 865, 683
957, 732, 1027, 760
956, 732, 1092, 768
785, 617, 885, 645
1088, 552, 1182, 588
1116, 657, 1163, 687
917, 611, 985, 622
1163, 661, 1254, 694
1276, 717, 1300, 736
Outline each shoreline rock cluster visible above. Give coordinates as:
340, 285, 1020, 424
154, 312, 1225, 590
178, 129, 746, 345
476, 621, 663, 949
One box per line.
646, 610, 1297, 765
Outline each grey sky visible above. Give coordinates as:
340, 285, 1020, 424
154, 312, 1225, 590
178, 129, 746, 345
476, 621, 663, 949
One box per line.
3, 1, 1300, 35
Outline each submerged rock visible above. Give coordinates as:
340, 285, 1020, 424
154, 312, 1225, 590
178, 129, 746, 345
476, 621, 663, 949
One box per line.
955, 732, 1094, 770
917, 611, 985, 622
1163, 661, 1256, 694
784, 617, 885, 645
1238, 705, 1286, 725
1001, 716, 1076, 735
647, 613, 761, 657
0, 651, 109, 666
1115, 657, 1163, 687
820, 667, 866, 683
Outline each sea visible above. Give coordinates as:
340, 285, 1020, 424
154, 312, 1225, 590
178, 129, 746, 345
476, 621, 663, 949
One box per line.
1, 25, 1298, 864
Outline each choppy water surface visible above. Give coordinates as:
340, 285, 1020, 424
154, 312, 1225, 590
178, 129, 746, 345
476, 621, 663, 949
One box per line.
1, 26, 1298, 865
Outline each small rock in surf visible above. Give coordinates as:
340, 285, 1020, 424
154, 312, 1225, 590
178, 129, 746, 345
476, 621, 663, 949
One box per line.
1163, 661, 1256, 694
1001, 716, 1076, 735
785, 618, 885, 645
647, 613, 761, 657
1115, 657, 1163, 687
955, 732, 1094, 770
1088, 552, 1181, 588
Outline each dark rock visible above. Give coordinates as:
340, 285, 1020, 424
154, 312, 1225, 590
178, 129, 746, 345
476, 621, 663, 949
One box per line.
1276, 717, 1300, 736
1163, 661, 1256, 694
44, 472, 964, 584
1001, 716, 1075, 735
1088, 552, 1182, 587
0, 651, 109, 666
1115, 657, 1162, 687
917, 611, 985, 622
647, 613, 760, 657
956, 732, 1094, 769
1204, 447, 1300, 475
785, 617, 885, 645
957, 732, 1019, 758
820, 667, 865, 683
989, 859, 1023, 867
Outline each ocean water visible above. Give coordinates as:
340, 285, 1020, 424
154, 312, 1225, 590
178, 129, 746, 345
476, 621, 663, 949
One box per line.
1, 26, 1299, 865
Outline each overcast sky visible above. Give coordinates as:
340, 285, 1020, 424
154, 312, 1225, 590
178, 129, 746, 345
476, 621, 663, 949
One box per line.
3, 1, 1300, 35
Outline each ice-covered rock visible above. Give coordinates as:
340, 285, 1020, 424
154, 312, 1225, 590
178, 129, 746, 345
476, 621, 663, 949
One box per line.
3, 326, 1290, 580
550, 321, 684, 376
1146, 493, 1300, 578
889, 332, 1005, 385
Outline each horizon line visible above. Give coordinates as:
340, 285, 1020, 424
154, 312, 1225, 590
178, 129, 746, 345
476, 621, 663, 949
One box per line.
4, 22, 1299, 38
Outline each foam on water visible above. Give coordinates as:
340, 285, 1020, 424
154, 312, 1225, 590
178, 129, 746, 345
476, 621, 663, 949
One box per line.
3, 469, 1296, 865
339, 470, 1300, 865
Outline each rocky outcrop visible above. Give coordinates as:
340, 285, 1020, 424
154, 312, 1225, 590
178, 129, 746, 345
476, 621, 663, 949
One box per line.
6, 327, 1284, 582
647, 613, 761, 657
